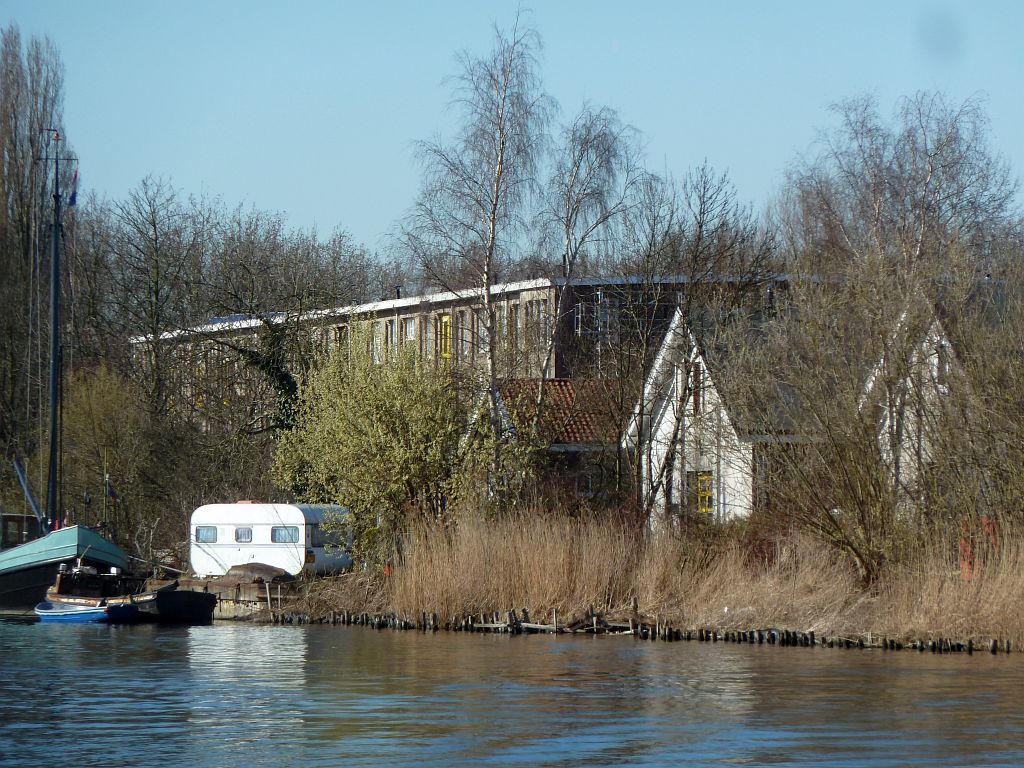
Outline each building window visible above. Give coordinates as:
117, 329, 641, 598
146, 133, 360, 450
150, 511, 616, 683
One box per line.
421, 315, 432, 358
334, 324, 349, 353
574, 302, 586, 335
195, 526, 217, 543
234, 527, 252, 543
372, 322, 384, 363
509, 303, 519, 342
596, 292, 616, 339
697, 471, 714, 517
271, 526, 300, 544
2, 515, 40, 548
438, 314, 452, 359
526, 298, 551, 338
686, 471, 714, 518
936, 343, 950, 387
691, 362, 703, 415
457, 310, 470, 358
474, 308, 487, 352
402, 317, 416, 346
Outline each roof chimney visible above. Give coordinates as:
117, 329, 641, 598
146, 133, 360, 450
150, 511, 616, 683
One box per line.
395, 285, 402, 299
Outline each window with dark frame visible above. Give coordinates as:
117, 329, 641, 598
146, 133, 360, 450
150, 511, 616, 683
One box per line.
692, 362, 703, 415
271, 526, 300, 544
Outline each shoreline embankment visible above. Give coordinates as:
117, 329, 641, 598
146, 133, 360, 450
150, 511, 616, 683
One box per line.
266, 515, 1024, 655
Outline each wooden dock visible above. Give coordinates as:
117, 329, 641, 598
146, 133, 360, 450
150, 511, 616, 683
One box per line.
148, 577, 296, 620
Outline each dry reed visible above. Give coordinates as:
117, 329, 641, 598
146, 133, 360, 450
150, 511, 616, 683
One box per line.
301, 512, 1024, 645
874, 532, 1024, 646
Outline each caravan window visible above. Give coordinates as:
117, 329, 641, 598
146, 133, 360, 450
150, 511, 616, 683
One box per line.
311, 524, 343, 548
234, 527, 252, 543
195, 526, 217, 543
271, 526, 300, 544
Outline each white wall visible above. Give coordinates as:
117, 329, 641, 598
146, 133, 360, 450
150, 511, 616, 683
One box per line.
641, 348, 754, 526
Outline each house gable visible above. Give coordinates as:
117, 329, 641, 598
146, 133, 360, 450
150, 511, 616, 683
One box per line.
626, 306, 755, 524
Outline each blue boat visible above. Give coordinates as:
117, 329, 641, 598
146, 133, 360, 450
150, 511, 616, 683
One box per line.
34, 598, 138, 623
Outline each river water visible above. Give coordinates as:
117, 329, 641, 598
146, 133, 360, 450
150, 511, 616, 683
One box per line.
1, 619, 1022, 767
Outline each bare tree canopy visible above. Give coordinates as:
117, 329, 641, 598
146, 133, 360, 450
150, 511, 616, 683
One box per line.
784, 92, 1019, 273
0, 23, 66, 457
405, 20, 553, 292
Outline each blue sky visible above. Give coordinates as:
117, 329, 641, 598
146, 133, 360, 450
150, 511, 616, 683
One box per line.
5, 1, 1022, 251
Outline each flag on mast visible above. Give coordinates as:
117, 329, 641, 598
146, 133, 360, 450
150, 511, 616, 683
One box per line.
68, 166, 78, 206
104, 473, 118, 505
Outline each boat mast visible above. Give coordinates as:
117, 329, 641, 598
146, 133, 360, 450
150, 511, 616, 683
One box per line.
44, 129, 62, 534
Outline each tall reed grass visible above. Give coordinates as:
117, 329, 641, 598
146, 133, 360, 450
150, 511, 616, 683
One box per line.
874, 529, 1024, 645
297, 512, 1024, 645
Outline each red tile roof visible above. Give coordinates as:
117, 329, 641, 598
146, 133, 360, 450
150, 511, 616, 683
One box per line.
498, 379, 618, 446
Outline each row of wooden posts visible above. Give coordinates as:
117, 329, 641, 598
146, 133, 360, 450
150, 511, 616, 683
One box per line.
267, 607, 1015, 654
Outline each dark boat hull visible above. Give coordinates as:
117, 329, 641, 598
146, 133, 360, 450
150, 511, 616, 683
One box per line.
0, 560, 68, 612
138, 589, 217, 624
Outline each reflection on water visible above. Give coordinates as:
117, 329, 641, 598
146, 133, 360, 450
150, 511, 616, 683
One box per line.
186, 623, 308, 739
1, 619, 1023, 767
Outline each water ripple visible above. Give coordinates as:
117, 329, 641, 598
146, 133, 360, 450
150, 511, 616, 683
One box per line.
1, 620, 1023, 767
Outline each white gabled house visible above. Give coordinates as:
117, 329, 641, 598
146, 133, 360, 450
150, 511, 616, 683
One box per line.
624, 306, 755, 527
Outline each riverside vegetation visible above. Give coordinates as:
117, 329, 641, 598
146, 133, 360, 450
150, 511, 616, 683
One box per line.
281, 512, 1024, 652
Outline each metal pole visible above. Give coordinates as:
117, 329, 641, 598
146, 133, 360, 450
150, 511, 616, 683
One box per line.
44, 140, 61, 534
102, 448, 107, 524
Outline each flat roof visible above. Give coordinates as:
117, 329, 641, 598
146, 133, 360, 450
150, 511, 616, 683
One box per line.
131, 273, 794, 344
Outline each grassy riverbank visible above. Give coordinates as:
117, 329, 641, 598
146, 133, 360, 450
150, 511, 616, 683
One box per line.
287, 514, 1024, 648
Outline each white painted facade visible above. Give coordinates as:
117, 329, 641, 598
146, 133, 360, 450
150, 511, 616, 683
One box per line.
627, 308, 755, 526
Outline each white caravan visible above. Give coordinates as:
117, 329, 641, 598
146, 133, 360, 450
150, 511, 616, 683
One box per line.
189, 503, 352, 577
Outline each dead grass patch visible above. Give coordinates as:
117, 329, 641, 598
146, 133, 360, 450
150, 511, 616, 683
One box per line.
297, 513, 1024, 644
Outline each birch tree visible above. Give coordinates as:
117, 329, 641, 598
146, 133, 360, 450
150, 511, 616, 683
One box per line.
532, 105, 641, 429
404, 21, 552, 481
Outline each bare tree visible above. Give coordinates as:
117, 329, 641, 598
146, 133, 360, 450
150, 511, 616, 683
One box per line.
198, 207, 381, 433
0, 24, 66, 459
531, 105, 641, 429
786, 92, 1017, 273
105, 176, 209, 420
728, 93, 1024, 582
404, 20, 553, 478
615, 165, 773, 522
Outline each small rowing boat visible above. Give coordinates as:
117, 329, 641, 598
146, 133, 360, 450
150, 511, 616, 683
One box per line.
34, 598, 138, 623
